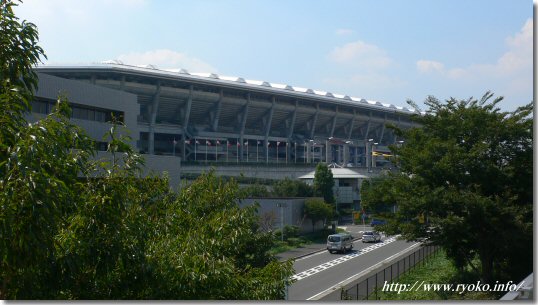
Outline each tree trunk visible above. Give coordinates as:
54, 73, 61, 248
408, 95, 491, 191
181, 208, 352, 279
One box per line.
479, 250, 494, 284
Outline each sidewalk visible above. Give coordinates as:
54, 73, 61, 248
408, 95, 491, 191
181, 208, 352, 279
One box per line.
276, 242, 327, 262
276, 224, 372, 261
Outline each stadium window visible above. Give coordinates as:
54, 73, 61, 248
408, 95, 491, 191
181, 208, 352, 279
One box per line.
72, 106, 84, 120
95, 111, 106, 122
70, 104, 124, 124
95, 141, 108, 151
30, 100, 50, 114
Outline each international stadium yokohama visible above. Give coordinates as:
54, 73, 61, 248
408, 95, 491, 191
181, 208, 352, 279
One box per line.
32, 62, 420, 185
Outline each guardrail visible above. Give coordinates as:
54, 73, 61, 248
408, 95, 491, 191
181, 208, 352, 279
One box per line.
341, 244, 441, 300
500, 273, 533, 300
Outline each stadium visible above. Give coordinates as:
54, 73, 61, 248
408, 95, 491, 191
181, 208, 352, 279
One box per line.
32, 62, 420, 187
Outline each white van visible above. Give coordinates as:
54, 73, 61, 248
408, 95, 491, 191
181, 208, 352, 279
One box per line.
326, 233, 353, 254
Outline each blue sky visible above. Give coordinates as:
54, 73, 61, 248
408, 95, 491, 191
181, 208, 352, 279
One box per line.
15, 0, 533, 111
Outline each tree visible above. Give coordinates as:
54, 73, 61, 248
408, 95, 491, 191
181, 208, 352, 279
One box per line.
313, 163, 334, 203
0, 1, 295, 299
144, 171, 294, 299
272, 177, 313, 197
304, 198, 333, 232
241, 183, 270, 197
361, 93, 533, 286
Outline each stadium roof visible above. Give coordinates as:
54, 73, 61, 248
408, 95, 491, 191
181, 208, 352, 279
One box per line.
42, 61, 420, 116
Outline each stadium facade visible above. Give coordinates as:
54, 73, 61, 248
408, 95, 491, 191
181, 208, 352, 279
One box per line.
34, 63, 418, 174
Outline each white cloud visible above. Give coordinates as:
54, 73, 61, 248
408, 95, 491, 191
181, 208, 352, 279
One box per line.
116, 49, 217, 72
335, 28, 354, 36
325, 40, 401, 103
414, 19, 532, 109
328, 40, 393, 70
416, 18, 532, 81
416, 60, 445, 74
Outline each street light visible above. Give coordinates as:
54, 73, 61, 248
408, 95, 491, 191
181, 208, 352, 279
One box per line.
276, 203, 286, 242
326, 137, 334, 163
367, 139, 374, 172
371, 142, 378, 170
309, 139, 314, 163
344, 140, 353, 167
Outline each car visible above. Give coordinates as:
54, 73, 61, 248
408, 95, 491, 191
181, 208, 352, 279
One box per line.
362, 231, 381, 243
370, 219, 387, 226
326, 233, 354, 254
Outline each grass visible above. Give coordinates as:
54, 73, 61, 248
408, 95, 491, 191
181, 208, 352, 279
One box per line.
375, 250, 498, 300
268, 228, 347, 255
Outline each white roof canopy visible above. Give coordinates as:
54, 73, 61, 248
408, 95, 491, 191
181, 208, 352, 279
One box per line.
298, 168, 369, 179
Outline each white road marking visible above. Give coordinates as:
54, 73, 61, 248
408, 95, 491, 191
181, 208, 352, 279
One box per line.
291, 235, 399, 281
306, 242, 421, 300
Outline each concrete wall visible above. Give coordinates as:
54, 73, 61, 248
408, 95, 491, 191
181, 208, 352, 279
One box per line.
88, 151, 181, 189
181, 164, 388, 181
240, 197, 326, 233
181, 164, 316, 180
34, 72, 139, 147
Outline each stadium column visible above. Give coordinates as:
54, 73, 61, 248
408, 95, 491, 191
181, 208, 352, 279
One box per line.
212, 89, 223, 131
353, 141, 359, 166
379, 113, 387, 144
181, 85, 193, 160
309, 103, 319, 140
393, 115, 402, 144
343, 143, 349, 166
239, 93, 250, 162
363, 112, 372, 167
264, 97, 275, 162
329, 106, 338, 139
287, 100, 298, 162
328, 106, 339, 163
148, 81, 161, 155
347, 110, 357, 165
347, 109, 356, 140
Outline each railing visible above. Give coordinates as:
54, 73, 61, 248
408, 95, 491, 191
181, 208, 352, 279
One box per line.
341, 244, 441, 300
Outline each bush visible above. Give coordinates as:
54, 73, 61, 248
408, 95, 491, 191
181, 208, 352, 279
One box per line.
272, 178, 313, 197
286, 238, 303, 247
283, 225, 300, 239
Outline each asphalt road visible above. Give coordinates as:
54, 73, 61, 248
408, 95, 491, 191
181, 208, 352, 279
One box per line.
287, 234, 419, 300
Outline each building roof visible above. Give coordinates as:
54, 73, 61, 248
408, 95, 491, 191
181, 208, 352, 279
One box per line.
298, 167, 369, 179
38, 62, 421, 115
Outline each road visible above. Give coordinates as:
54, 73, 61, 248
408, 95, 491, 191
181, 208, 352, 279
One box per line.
287, 231, 419, 300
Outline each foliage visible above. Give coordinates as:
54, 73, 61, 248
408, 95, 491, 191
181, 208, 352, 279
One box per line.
0, 96, 94, 298
0, 1, 295, 299
240, 183, 270, 197
375, 250, 497, 300
144, 171, 294, 299
272, 177, 313, 197
361, 93, 533, 284
274, 225, 300, 241
304, 198, 333, 232
313, 163, 334, 203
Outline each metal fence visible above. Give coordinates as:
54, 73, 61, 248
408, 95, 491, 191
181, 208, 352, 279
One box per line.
341, 244, 441, 300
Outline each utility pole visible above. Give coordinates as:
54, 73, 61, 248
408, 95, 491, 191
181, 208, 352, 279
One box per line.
276, 203, 286, 242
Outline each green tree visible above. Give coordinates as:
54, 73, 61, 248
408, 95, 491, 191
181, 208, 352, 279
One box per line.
272, 177, 313, 197
361, 93, 533, 286
313, 163, 334, 203
304, 198, 333, 232
145, 171, 294, 299
241, 183, 270, 197
0, 1, 295, 299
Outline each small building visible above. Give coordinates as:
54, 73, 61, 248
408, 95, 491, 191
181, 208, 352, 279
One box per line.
298, 167, 369, 210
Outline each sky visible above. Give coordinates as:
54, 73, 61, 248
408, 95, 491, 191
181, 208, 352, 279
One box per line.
14, 0, 534, 111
